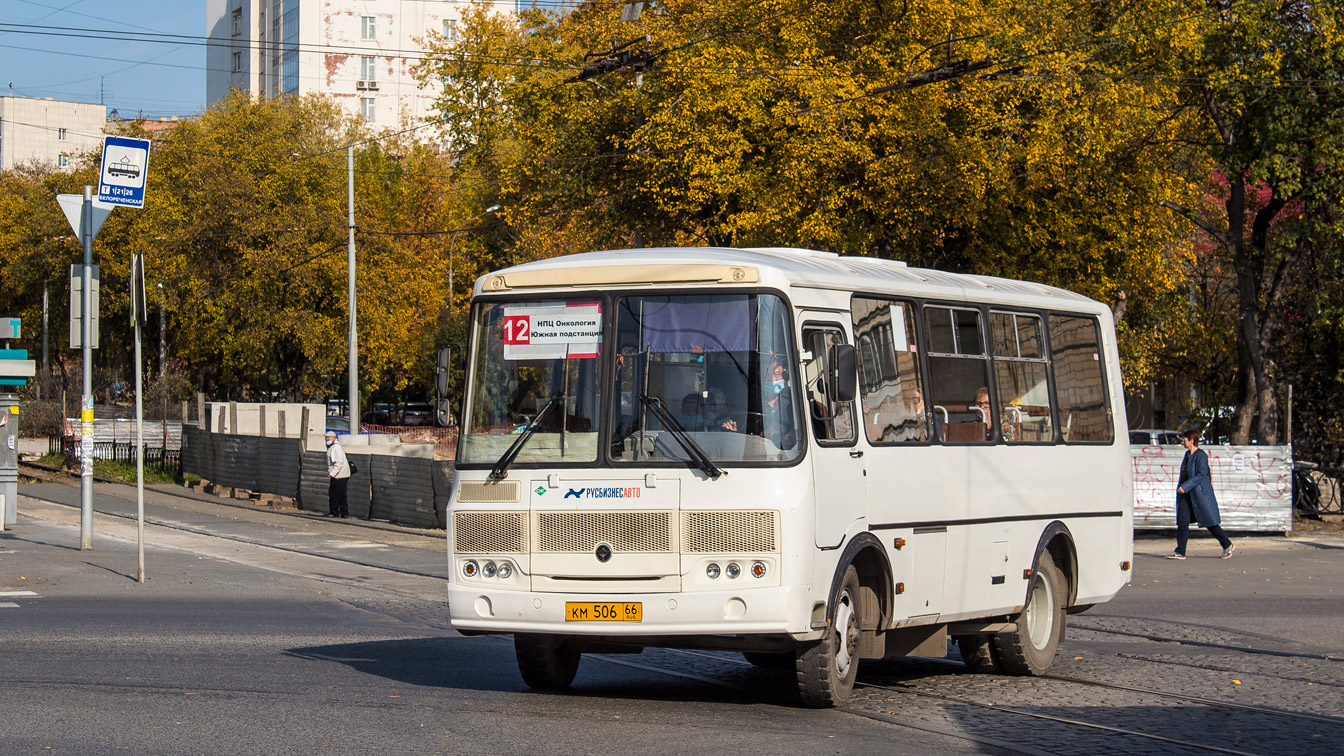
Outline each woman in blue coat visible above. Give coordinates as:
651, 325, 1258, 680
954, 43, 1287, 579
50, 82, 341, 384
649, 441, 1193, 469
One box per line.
1167, 429, 1235, 559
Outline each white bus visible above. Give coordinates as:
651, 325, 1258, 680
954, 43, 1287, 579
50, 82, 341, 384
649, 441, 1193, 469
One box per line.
447, 247, 1133, 706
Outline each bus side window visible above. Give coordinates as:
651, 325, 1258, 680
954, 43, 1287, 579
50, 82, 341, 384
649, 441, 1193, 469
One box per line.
990, 312, 1052, 443
1050, 314, 1112, 443
925, 305, 993, 444
851, 297, 929, 443
801, 326, 855, 444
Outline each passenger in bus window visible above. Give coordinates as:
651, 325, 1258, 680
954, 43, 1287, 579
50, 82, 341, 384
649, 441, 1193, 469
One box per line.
703, 387, 740, 431
678, 393, 704, 430
761, 359, 797, 449
971, 387, 993, 441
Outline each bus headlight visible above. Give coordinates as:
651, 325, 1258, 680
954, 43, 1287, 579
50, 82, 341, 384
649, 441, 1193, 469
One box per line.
751, 561, 767, 578
497, 561, 513, 579
726, 562, 741, 579
482, 561, 497, 578
706, 563, 721, 579
462, 560, 479, 578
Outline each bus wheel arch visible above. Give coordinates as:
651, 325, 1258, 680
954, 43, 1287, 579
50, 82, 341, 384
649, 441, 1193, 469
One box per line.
796, 534, 892, 707
993, 523, 1076, 676
1032, 521, 1078, 609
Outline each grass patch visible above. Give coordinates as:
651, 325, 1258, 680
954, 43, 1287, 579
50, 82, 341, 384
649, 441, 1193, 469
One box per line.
184, 473, 201, 483
36, 453, 68, 468
92, 459, 177, 485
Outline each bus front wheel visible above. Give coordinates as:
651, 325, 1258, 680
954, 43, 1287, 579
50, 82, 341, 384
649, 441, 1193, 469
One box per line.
994, 551, 1066, 675
796, 565, 862, 707
514, 633, 582, 690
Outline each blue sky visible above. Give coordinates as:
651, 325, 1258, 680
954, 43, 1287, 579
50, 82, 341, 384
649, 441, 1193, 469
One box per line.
0, 0, 206, 118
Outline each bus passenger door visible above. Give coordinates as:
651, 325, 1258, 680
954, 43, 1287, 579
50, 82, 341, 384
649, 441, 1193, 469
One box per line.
800, 320, 866, 548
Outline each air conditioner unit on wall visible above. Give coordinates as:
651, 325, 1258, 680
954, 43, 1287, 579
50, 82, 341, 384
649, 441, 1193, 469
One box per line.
356, 80, 378, 90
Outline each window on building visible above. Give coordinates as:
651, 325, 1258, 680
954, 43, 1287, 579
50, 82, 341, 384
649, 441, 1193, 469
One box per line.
58, 128, 68, 141
232, 51, 243, 72
361, 16, 376, 40
360, 97, 376, 123
361, 56, 377, 83
231, 9, 242, 36
58, 154, 69, 169
444, 19, 458, 45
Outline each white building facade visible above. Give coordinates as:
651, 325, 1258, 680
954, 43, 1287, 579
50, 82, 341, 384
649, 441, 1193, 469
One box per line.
0, 97, 107, 172
206, 0, 518, 128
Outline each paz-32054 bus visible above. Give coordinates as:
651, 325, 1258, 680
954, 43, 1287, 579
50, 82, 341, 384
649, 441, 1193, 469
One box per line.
447, 247, 1133, 706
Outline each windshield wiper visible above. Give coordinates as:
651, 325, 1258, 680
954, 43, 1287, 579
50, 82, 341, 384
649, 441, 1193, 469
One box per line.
639, 394, 724, 479
490, 395, 561, 480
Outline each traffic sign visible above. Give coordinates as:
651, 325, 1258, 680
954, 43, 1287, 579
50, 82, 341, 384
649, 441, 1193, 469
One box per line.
0, 349, 34, 387
97, 135, 151, 209
1, 318, 18, 340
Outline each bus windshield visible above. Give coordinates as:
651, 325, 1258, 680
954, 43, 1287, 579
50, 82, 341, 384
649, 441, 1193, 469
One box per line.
458, 300, 605, 466
612, 292, 801, 465
458, 292, 802, 468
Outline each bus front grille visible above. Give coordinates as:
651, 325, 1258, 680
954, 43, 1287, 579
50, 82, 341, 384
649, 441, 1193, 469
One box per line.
536, 511, 673, 553
682, 510, 779, 553
454, 511, 528, 554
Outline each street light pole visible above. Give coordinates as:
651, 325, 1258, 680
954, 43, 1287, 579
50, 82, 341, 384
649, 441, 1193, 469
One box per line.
347, 146, 359, 432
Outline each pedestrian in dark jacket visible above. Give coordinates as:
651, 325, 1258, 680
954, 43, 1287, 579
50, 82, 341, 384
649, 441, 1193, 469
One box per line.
1167, 429, 1234, 560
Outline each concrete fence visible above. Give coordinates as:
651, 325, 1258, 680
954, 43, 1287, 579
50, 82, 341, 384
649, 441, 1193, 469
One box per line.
184, 424, 452, 530
1132, 444, 1293, 531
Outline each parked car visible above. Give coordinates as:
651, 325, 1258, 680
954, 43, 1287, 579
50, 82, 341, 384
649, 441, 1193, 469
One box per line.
362, 402, 395, 425
1129, 429, 1183, 446
326, 415, 365, 436
398, 402, 435, 426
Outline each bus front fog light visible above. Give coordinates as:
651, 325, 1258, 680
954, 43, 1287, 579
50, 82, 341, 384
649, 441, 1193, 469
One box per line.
706, 563, 721, 579
482, 561, 497, 578
462, 560, 479, 578
497, 561, 513, 579
751, 561, 767, 578
726, 562, 741, 579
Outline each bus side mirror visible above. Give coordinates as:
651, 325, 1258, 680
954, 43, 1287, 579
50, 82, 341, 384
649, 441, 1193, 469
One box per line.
435, 344, 453, 397
829, 344, 858, 403
435, 397, 456, 427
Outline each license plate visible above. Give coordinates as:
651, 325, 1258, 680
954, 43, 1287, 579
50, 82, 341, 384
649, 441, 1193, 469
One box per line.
565, 602, 642, 622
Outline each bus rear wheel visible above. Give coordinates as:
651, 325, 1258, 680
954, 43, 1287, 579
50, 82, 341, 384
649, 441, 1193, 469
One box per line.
514, 633, 582, 690
994, 552, 1066, 675
796, 565, 862, 707
954, 634, 1003, 673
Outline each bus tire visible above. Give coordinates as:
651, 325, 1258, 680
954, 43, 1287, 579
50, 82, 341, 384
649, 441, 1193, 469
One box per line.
743, 651, 795, 670
514, 633, 582, 690
954, 635, 1003, 674
994, 551, 1065, 675
796, 565, 862, 707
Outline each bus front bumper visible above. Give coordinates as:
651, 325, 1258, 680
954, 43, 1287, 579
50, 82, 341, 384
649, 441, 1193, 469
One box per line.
447, 583, 819, 639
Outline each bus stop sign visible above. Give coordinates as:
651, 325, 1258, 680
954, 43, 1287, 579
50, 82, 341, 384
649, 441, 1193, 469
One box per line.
97, 135, 151, 209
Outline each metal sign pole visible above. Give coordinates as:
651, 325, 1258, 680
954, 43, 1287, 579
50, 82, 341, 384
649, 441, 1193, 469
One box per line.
133, 253, 146, 583
80, 186, 94, 550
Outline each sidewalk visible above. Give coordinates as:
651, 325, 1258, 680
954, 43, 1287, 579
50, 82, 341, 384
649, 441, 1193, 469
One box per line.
15, 472, 449, 581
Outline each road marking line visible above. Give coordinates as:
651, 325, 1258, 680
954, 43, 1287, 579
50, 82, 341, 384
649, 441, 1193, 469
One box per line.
0, 602, 19, 608
0, 591, 38, 597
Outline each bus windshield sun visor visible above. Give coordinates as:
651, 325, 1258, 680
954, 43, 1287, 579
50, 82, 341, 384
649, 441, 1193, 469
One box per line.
490, 395, 561, 480
639, 394, 724, 479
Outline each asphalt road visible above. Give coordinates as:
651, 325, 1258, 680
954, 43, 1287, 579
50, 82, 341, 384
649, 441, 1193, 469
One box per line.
2, 476, 1342, 755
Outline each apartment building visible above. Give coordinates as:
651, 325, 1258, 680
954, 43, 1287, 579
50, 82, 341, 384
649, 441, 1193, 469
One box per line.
0, 96, 106, 172
206, 0, 519, 128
